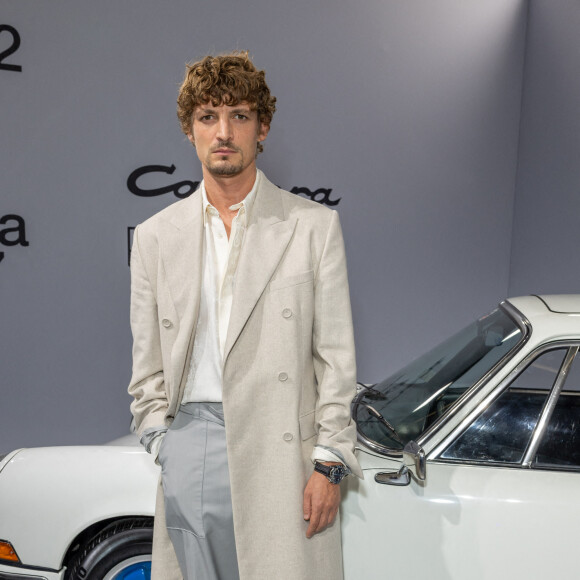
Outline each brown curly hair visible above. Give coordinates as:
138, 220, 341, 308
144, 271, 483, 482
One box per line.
177, 51, 277, 154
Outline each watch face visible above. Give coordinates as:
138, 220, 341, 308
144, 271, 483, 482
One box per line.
329, 465, 346, 484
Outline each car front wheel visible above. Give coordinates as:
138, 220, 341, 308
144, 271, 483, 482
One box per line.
66, 518, 152, 580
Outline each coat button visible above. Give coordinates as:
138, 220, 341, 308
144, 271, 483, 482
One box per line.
282, 308, 292, 318
283, 432, 293, 441
162, 319, 172, 328
278, 372, 288, 382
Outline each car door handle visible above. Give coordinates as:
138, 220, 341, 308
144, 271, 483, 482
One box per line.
375, 466, 411, 486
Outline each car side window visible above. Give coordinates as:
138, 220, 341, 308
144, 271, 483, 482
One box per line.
534, 350, 580, 469
440, 349, 568, 464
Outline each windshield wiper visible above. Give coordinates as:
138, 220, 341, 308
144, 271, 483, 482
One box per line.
356, 402, 404, 446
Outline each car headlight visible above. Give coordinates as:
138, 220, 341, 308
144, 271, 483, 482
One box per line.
0, 540, 20, 563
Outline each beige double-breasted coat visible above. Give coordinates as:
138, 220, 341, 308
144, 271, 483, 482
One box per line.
128, 173, 361, 580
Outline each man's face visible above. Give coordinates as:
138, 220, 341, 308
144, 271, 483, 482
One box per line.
188, 102, 269, 179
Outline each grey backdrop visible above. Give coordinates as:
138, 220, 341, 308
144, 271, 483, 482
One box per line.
509, 0, 580, 296
1, 0, 576, 451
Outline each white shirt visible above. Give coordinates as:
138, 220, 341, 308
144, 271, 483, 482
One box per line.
181, 170, 258, 403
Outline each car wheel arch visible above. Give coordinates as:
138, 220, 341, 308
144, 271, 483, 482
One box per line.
62, 516, 153, 576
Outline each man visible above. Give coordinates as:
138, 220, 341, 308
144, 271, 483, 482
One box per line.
128, 51, 362, 580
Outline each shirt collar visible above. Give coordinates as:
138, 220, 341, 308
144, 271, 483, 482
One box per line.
201, 169, 261, 227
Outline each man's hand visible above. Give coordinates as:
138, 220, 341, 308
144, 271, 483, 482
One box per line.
303, 463, 341, 538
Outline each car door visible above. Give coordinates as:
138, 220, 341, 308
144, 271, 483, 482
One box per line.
342, 343, 580, 580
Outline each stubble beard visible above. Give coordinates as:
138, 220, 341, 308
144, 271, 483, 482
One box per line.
206, 156, 245, 176
205, 143, 252, 177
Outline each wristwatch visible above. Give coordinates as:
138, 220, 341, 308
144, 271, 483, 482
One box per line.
314, 462, 348, 484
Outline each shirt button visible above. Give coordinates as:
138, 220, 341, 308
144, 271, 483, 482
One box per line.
278, 372, 288, 382
161, 319, 172, 328
283, 432, 293, 442
282, 308, 292, 318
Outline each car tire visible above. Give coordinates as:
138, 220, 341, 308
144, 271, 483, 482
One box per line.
66, 518, 153, 580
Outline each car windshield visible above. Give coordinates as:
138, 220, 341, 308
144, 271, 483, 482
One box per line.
355, 306, 524, 451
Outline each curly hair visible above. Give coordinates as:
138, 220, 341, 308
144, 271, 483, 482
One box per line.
177, 51, 277, 154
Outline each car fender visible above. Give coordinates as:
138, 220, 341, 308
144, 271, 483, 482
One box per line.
0, 445, 158, 570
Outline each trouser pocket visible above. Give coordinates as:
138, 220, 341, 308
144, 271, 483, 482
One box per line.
160, 412, 208, 538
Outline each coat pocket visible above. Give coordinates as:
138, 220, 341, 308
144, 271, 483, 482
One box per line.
270, 269, 314, 292
298, 409, 317, 441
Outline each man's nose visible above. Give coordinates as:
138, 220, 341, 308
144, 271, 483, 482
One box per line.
216, 117, 233, 141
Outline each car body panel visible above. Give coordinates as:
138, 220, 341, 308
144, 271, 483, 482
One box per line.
342, 449, 580, 579
0, 446, 158, 570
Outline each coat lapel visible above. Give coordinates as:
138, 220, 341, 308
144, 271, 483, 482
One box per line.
159, 191, 204, 343
224, 177, 296, 362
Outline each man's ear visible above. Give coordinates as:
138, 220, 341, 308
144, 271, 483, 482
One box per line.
258, 123, 269, 143
187, 133, 195, 147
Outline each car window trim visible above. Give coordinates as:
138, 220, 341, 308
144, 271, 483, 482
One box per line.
522, 345, 579, 467
431, 341, 580, 467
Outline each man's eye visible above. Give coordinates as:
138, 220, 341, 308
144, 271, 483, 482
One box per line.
234, 114, 248, 120
200, 115, 214, 121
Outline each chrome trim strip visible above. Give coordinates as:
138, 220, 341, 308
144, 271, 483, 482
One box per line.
353, 412, 403, 458
0, 572, 46, 580
353, 389, 404, 458
522, 345, 579, 466
0, 573, 48, 580
430, 340, 580, 462
428, 458, 522, 470
430, 455, 580, 473
354, 300, 532, 458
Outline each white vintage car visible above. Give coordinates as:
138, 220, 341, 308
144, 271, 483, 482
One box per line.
1, 295, 579, 580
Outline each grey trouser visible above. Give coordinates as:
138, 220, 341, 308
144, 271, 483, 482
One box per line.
158, 402, 240, 580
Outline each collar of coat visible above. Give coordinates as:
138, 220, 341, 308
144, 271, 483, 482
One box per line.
157, 172, 297, 365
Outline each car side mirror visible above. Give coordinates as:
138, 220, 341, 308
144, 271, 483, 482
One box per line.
374, 441, 426, 486
403, 440, 426, 481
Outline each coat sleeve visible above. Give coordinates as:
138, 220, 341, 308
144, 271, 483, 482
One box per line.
312, 210, 363, 479
128, 225, 169, 436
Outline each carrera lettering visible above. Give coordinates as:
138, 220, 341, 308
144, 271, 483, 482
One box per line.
291, 187, 340, 206
0, 214, 29, 263
127, 164, 200, 199
127, 165, 341, 206
0, 214, 28, 247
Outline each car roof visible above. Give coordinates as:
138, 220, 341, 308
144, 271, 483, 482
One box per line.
507, 294, 580, 315
535, 294, 580, 314
505, 294, 580, 343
